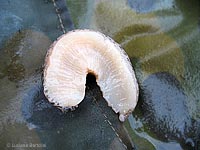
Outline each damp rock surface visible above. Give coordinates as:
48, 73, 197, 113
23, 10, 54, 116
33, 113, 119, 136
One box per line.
0, 0, 200, 150
141, 72, 191, 140
0, 30, 51, 81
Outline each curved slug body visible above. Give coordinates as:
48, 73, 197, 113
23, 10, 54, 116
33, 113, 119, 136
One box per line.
43, 30, 139, 122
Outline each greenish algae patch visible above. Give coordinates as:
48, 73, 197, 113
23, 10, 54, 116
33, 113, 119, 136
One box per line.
0, 30, 51, 82
168, 0, 199, 39
123, 32, 184, 81
114, 24, 158, 44
94, 0, 159, 37
140, 46, 183, 80
0, 31, 26, 81
5, 63, 25, 82
94, 0, 184, 82
123, 33, 176, 58
124, 120, 155, 150
66, 0, 88, 28
3, 31, 26, 55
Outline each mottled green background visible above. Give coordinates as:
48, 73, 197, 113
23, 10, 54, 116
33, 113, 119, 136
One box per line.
0, 0, 200, 150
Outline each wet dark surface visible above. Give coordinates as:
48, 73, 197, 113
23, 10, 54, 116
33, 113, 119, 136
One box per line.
139, 73, 195, 146
0, 0, 200, 150
55, 0, 74, 31
0, 0, 63, 47
21, 75, 133, 150
0, 71, 133, 150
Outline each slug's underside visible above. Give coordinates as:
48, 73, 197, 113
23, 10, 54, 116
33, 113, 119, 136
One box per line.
43, 30, 139, 121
